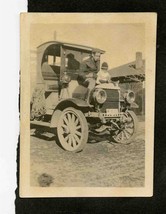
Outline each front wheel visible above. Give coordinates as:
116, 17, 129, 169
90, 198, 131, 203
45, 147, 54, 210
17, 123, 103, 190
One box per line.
111, 111, 138, 144
55, 107, 88, 152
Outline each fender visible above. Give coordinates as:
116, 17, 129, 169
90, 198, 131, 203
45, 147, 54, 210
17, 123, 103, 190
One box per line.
50, 98, 90, 128
50, 109, 62, 128
120, 99, 139, 109
56, 98, 89, 108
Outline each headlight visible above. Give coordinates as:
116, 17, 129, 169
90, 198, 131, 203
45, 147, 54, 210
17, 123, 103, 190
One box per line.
124, 90, 135, 104
93, 89, 107, 104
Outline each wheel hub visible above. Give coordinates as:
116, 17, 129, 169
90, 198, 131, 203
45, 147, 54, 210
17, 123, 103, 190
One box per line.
69, 126, 76, 135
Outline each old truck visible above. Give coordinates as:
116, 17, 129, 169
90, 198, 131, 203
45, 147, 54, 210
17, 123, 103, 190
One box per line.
30, 41, 138, 152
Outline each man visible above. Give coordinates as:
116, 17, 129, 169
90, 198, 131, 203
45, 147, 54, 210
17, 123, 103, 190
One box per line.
78, 52, 101, 105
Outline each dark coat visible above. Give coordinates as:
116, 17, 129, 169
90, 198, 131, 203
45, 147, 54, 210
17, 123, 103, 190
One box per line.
78, 57, 100, 83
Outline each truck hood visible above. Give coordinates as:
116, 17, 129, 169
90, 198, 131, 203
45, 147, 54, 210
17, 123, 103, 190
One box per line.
95, 83, 120, 90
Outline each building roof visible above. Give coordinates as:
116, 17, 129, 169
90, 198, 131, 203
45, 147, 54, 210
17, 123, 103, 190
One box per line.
109, 60, 145, 83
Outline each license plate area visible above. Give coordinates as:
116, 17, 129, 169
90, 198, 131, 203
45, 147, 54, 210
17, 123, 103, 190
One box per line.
106, 109, 119, 115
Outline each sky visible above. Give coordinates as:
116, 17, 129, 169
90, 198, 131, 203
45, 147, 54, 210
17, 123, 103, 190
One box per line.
30, 23, 145, 69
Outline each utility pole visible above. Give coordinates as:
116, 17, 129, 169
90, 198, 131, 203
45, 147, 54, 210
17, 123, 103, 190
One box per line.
54, 31, 57, 40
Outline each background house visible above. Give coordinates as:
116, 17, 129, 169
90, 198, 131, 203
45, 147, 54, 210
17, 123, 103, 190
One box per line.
109, 52, 145, 115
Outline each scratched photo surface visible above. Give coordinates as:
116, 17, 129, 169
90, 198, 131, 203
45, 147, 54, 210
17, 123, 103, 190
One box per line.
20, 13, 156, 197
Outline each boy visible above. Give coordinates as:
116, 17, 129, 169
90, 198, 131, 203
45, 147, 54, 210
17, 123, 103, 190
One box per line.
96, 62, 111, 84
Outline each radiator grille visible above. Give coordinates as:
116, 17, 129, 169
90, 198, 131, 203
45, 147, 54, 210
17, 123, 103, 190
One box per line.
100, 89, 119, 112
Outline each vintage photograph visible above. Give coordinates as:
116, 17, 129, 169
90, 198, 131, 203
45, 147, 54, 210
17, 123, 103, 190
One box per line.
20, 13, 156, 197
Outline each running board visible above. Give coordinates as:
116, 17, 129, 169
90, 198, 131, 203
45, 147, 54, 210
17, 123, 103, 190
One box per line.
30, 120, 51, 127
30, 120, 55, 133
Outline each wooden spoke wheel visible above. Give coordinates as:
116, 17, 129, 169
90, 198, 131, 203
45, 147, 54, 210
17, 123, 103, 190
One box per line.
111, 111, 138, 144
55, 107, 88, 152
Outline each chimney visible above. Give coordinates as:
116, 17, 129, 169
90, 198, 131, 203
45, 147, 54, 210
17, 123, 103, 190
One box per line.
136, 52, 143, 69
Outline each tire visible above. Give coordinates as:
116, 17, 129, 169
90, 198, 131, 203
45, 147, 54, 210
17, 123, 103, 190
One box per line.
55, 107, 88, 152
111, 111, 138, 144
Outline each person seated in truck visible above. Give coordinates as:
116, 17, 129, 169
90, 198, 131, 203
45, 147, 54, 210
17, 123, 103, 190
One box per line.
77, 52, 101, 106
96, 62, 111, 84
66, 53, 80, 70
96, 62, 119, 86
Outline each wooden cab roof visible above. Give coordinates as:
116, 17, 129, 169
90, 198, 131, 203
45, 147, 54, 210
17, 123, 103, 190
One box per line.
37, 41, 105, 54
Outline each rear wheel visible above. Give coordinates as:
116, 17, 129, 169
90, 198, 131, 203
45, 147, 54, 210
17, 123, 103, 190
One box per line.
55, 107, 88, 152
111, 111, 138, 144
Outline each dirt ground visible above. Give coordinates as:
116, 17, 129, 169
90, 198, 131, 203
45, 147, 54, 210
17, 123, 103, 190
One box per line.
30, 118, 145, 187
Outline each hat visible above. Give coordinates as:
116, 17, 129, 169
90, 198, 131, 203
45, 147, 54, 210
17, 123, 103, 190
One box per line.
101, 62, 108, 70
